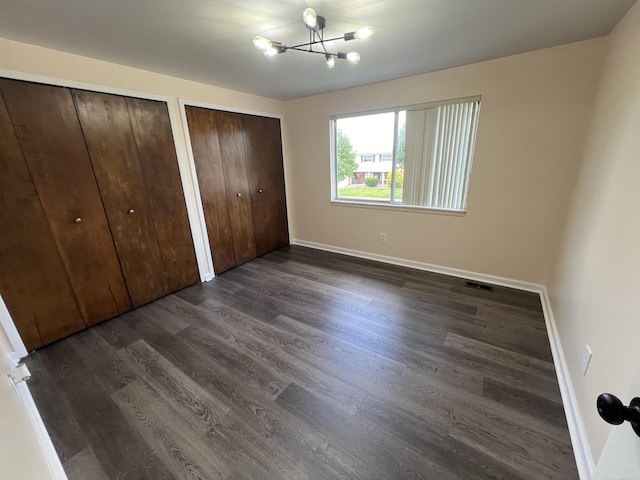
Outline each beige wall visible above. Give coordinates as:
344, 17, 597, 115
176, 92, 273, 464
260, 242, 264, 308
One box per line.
547, 0, 640, 463
0, 38, 283, 114
283, 39, 606, 284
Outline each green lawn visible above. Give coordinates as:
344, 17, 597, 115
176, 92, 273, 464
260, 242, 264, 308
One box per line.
338, 186, 403, 200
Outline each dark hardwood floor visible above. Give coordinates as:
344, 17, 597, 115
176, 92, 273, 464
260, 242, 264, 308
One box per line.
24, 246, 578, 479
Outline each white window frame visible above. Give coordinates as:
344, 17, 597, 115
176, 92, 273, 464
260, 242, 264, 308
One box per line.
330, 95, 481, 215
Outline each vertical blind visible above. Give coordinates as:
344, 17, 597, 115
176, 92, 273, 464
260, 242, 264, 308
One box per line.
402, 99, 480, 210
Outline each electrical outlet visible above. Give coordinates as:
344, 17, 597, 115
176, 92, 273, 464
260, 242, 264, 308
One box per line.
379, 233, 387, 244
581, 345, 593, 375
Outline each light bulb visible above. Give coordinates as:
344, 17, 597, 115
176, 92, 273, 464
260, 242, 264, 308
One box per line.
326, 55, 335, 69
264, 46, 279, 57
346, 52, 360, 64
355, 26, 374, 41
303, 8, 317, 28
253, 36, 272, 50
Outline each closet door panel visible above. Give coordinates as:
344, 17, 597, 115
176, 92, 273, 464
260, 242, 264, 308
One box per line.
126, 97, 199, 290
0, 79, 132, 327
243, 115, 289, 256
0, 90, 85, 350
185, 106, 236, 274
72, 90, 169, 307
216, 111, 256, 265
261, 117, 289, 250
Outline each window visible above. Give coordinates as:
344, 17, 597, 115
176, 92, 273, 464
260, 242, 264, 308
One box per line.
332, 96, 480, 212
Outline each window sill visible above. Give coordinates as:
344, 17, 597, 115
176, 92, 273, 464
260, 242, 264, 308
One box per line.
330, 199, 466, 216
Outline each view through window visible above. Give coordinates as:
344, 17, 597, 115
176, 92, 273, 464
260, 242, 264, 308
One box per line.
333, 97, 480, 212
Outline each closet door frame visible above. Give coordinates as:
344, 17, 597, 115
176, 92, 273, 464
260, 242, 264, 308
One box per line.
178, 98, 290, 277
0, 69, 214, 355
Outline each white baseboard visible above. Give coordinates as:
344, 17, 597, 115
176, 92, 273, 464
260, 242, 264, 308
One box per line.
539, 286, 594, 479
291, 239, 544, 292
291, 239, 594, 479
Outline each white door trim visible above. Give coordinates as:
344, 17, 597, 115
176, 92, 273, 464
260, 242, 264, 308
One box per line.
0, 295, 27, 360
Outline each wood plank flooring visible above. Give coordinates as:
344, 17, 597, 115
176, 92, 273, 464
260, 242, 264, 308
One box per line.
24, 246, 578, 479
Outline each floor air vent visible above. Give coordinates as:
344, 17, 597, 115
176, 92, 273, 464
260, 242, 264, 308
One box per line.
465, 280, 494, 292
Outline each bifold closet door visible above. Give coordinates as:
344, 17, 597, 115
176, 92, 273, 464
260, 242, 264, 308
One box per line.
185, 106, 257, 273
242, 115, 289, 256
73, 90, 198, 306
0, 79, 132, 349
125, 97, 199, 292
0, 88, 83, 350
186, 106, 289, 274
216, 111, 257, 265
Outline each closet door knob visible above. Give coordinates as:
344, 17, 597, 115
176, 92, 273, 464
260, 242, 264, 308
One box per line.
258, 189, 263, 193
128, 209, 135, 214
74, 217, 82, 223
236, 193, 242, 197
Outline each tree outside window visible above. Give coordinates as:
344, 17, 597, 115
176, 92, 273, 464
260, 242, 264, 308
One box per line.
336, 129, 357, 182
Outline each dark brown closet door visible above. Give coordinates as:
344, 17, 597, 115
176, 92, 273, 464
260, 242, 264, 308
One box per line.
0, 89, 85, 350
187, 108, 289, 273
216, 111, 257, 265
0, 79, 131, 335
126, 97, 199, 291
185, 107, 237, 274
72, 90, 169, 307
242, 115, 289, 256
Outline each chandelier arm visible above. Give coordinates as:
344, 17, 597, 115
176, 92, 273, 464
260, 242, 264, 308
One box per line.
315, 30, 324, 52
323, 35, 352, 43
288, 39, 328, 49
285, 46, 340, 56
288, 34, 350, 50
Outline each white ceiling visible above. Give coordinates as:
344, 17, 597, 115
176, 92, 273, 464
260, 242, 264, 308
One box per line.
0, 0, 635, 100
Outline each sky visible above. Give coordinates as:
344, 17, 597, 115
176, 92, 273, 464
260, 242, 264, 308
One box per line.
337, 111, 405, 154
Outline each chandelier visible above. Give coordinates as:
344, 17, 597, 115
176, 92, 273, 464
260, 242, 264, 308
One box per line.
253, 8, 373, 69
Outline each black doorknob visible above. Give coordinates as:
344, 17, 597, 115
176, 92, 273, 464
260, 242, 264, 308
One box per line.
597, 393, 640, 437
